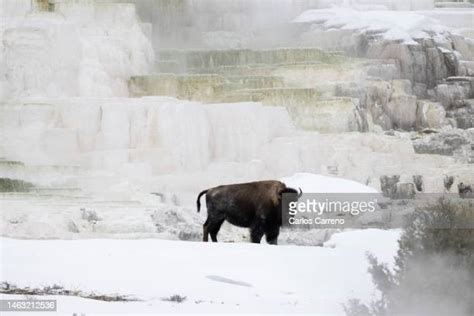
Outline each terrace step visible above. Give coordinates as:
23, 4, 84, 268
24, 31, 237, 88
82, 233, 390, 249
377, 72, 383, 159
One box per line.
155, 59, 182, 73
129, 74, 225, 101
0, 162, 82, 173
223, 91, 362, 132
0, 178, 33, 192
0, 193, 149, 207
153, 60, 337, 77
0, 160, 25, 173
223, 75, 285, 90
435, 2, 474, 8
157, 48, 343, 70
29, 187, 84, 196
273, 96, 362, 133
446, 76, 474, 83
130, 74, 288, 100
0, 163, 83, 183
186, 61, 326, 76
221, 87, 322, 104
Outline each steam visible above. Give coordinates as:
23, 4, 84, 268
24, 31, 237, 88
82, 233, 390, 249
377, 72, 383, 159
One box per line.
387, 253, 473, 315
123, 0, 326, 49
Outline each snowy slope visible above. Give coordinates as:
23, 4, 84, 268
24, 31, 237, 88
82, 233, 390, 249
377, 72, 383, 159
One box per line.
293, 7, 450, 44
0, 229, 400, 314
281, 173, 378, 193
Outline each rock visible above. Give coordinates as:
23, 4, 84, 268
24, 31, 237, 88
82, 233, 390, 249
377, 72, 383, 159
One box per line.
416, 100, 446, 129
365, 36, 470, 94
413, 130, 470, 156
413, 83, 427, 98
358, 80, 394, 130
365, 61, 400, 81
67, 220, 80, 233
451, 35, 474, 61
458, 182, 473, 198
445, 99, 474, 129
366, 41, 416, 81
413, 175, 424, 192
384, 93, 417, 130
392, 79, 413, 95
80, 208, 101, 223
435, 81, 472, 109
459, 60, 474, 76
178, 227, 201, 241
380, 175, 417, 199
366, 176, 382, 192
380, 175, 400, 198
368, 40, 455, 89
441, 51, 459, 77
395, 182, 416, 199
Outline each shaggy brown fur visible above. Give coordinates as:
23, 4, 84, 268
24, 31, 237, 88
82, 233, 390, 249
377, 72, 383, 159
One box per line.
197, 180, 301, 244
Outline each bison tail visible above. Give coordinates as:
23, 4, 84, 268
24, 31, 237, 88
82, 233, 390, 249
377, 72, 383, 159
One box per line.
196, 189, 208, 213
281, 187, 303, 198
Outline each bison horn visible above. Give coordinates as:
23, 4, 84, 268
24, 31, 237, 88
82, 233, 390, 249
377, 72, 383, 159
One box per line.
297, 187, 303, 198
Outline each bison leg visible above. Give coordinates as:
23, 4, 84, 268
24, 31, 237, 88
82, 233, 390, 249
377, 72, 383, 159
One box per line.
203, 218, 209, 242
250, 223, 264, 243
265, 227, 280, 245
209, 218, 225, 242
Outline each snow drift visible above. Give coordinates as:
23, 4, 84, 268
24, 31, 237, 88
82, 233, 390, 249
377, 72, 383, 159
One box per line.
293, 7, 450, 45
0, 229, 401, 314
281, 173, 378, 193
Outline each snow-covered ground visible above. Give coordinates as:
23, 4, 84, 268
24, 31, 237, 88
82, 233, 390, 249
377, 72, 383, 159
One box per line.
0, 229, 400, 314
282, 173, 378, 193
293, 7, 451, 44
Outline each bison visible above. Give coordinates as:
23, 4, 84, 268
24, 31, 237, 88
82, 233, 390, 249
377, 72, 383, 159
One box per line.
196, 180, 301, 244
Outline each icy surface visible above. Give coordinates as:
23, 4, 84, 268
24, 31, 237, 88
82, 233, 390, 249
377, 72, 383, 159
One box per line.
281, 172, 378, 193
340, 0, 434, 11
294, 7, 450, 44
0, 229, 401, 313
